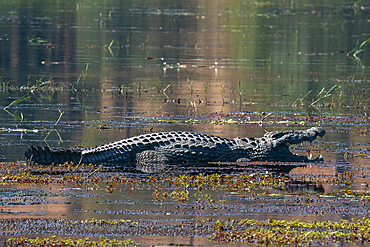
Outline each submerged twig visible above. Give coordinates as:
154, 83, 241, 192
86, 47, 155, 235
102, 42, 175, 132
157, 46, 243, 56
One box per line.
162, 84, 171, 99
258, 113, 272, 127
54, 109, 64, 128
15, 113, 24, 129
44, 109, 64, 142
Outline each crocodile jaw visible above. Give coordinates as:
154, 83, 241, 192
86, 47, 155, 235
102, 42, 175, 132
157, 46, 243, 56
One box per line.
260, 127, 325, 162
281, 142, 323, 162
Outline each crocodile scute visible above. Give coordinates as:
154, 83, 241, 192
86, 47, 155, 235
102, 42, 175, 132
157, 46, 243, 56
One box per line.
25, 127, 325, 173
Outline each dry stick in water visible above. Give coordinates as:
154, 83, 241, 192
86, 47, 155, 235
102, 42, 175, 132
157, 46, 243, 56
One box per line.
15, 113, 24, 129
71, 156, 84, 173
54, 109, 64, 128
258, 113, 272, 127
88, 165, 103, 177
44, 110, 64, 141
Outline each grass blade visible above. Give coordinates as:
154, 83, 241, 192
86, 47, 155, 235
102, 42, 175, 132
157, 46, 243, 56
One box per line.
3, 95, 30, 110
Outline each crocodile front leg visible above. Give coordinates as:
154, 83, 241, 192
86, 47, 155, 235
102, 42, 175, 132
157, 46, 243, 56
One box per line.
135, 150, 169, 173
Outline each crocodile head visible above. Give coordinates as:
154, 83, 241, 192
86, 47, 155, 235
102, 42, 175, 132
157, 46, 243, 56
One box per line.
251, 127, 326, 162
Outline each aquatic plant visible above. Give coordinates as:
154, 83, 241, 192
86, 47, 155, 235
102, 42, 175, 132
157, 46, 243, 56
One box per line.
292, 88, 312, 108
24, 76, 55, 90
347, 37, 370, 58
76, 63, 89, 87
3, 95, 29, 111
310, 82, 346, 107
297, 76, 369, 109
210, 217, 370, 245
1, 158, 370, 246
5, 215, 370, 246
238, 76, 242, 111
27, 35, 49, 46
0, 68, 10, 91
104, 39, 115, 56
203, 82, 208, 103
347, 37, 370, 68
8, 236, 140, 246
2, 95, 30, 122
104, 39, 115, 50
219, 84, 225, 105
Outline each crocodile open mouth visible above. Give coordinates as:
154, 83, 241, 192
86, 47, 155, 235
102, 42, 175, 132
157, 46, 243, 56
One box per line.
262, 126, 325, 163
284, 141, 323, 162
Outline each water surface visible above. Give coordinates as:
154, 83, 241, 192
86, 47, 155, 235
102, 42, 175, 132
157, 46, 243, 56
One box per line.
0, 0, 369, 245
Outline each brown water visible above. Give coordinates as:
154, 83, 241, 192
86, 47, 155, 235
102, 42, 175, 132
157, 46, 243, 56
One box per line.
0, 0, 369, 246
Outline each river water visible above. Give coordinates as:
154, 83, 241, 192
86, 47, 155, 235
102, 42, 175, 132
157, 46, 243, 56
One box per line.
0, 0, 369, 245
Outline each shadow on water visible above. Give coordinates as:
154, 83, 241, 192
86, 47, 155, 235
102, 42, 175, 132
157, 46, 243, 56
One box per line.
0, 0, 369, 245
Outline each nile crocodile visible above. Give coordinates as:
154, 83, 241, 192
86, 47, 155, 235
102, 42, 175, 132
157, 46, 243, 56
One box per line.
25, 127, 325, 173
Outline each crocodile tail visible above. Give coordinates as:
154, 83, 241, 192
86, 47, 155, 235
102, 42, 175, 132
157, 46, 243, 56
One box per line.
25, 146, 83, 165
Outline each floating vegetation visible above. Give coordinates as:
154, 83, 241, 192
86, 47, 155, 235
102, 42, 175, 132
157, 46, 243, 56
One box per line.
0, 151, 370, 245
27, 35, 49, 46
0, 162, 288, 192
8, 236, 140, 246
4, 217, 370, 246
211, 217, 370, 245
